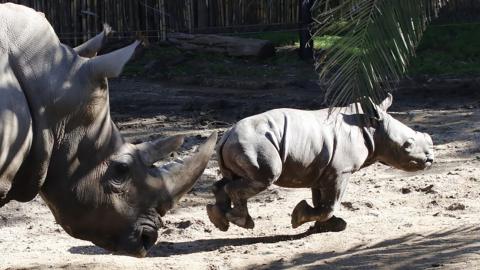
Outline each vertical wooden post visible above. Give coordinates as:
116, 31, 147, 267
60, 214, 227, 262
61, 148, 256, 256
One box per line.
197, 0, 208, 31
159, 0, 166, 40
82, 0, 87, 42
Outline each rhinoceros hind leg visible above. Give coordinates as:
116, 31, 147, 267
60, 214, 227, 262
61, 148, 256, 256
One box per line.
212, 178, 232, 212
207, 178, 233, 231
224, 179, 268, 229
206, 204, 230, 231
225, 206, 254, 229
309, 216, 347, 233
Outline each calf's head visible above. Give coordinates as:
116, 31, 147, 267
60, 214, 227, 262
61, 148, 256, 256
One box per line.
36, 30, 217, 257
371, 94, 434, 172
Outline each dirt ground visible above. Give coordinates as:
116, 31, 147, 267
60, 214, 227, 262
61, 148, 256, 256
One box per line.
1, 77, 479, 270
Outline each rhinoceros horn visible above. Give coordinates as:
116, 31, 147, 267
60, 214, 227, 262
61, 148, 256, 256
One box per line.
74, 24, 112, 58
148, 132, 218, 216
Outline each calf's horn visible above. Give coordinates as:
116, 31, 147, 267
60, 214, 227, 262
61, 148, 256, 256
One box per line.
150, 132, 217, 216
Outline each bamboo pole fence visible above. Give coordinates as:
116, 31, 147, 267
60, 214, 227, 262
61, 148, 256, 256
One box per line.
2, 0, 475, 46
1, 0, 300, 46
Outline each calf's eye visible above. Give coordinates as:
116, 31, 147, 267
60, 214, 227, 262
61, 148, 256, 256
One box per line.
403, 138, 415, 152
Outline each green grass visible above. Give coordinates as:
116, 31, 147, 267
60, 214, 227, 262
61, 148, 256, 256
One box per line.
123, 24, 480, 83
408, 24, 480, 75
242, 24, 480, 76
234, 31, 298, 46
124, 40, 316, 82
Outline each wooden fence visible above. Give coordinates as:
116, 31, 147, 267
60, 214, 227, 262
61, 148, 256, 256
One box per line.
1, 0, 300, 46
436, 0, 480, 23
1, 0, 477, 46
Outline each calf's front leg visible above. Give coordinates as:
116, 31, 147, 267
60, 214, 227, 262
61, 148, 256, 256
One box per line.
291, 173, 349, 232
310, 188, 347, 233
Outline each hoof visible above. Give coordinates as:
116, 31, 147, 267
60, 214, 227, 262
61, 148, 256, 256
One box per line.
310, 216, 347, 233
225, 210, 254, 229
291, 200, 310, 228
206, 204, 229, 231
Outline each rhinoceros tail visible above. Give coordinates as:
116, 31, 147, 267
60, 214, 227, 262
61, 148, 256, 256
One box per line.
216, 127, 235, 180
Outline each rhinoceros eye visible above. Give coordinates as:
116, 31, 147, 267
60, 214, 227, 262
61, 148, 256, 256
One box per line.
109, 162, 130, 189
114, 162, 129, 174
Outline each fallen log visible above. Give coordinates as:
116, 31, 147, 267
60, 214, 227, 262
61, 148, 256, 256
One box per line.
167, 33, 275, 58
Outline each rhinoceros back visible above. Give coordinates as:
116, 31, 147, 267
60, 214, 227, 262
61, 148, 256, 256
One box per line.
0, 3, 58, 59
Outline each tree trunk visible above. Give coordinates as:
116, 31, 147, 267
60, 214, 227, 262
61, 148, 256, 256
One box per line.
298, 0, 314, 61
167, 33, 275, 58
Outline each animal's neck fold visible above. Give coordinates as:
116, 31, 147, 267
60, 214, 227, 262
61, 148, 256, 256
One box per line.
362, 126, 376, 166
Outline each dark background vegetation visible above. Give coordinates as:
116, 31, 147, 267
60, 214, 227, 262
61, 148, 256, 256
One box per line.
1, 0, 479, 84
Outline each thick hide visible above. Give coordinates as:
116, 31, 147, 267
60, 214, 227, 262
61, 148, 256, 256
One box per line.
208, 94, 434, 232
0, 3, 215, 257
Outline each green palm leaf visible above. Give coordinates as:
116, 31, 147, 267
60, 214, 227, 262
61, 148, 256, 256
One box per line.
312, 0, 449, 109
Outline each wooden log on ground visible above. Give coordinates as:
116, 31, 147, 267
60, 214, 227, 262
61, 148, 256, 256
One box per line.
167, 33, 275, 58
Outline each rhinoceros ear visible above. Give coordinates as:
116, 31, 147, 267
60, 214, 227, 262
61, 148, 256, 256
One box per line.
378, 93, 393, 111
137, 135, 185, 165
74, 24, 112, 58
88, 40, 140, 79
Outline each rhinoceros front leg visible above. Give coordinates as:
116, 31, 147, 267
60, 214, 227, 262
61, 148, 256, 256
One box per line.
291, 174, 349, 231
310, 188, 347, 233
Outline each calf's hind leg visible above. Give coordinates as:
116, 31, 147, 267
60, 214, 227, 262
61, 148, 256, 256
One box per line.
217, 139, 282, 229
224, 179, 268, 229
207, 178, 232, 231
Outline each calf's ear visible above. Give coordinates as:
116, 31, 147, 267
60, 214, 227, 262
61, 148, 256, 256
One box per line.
379, 93, 393, 111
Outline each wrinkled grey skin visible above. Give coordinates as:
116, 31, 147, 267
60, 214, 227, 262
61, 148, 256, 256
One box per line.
207, 94, 434, 232
0, 3, 217, 257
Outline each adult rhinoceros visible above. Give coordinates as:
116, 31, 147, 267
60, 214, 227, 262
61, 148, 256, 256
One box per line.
0, 3, 216, 257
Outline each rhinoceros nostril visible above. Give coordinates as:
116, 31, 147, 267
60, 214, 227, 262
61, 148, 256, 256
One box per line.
140, 228, 158, 251
425, 157, 434, 164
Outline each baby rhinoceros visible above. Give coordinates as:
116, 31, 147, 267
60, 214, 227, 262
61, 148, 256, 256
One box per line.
207, 94, 434, 232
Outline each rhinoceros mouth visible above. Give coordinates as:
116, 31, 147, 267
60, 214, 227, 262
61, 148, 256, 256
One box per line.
139, 225, 158, 253
407, 159, 431, 171
128, 213, 162, 257
110, 224, 158, 257
96, 213, 161, 257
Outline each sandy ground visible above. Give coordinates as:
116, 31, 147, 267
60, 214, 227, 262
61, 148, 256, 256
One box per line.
1, 78, 479, 270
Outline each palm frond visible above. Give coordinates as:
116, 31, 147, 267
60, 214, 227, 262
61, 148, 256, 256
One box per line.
312, 0, 449, 109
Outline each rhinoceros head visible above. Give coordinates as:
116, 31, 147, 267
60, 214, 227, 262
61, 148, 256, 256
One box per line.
371, 94, 434, 172
17, 26, 217, 256
43, 132, 217, 257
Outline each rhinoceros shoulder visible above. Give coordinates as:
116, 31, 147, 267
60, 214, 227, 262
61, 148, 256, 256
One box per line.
0, 59, 33, 205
